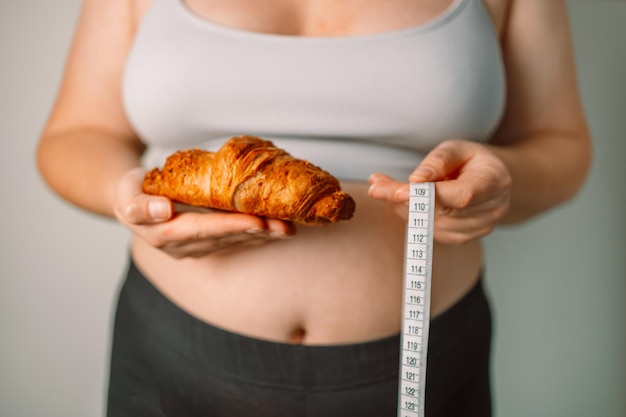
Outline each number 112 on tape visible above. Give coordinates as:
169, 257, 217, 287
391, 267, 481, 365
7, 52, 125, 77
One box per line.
398, 182, 435, 417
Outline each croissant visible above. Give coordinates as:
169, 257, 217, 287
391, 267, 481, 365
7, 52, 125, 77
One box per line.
142, 135, 356, 224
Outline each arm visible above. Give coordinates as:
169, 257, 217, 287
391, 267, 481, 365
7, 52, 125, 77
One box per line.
487, 0, 591, 223
37, 0, 143, 218
36, 0, 294, 256
369, 0, 591, 243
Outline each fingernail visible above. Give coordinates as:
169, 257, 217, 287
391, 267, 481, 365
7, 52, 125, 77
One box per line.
269, 231, 290, 239
246, 227, 264, 234
410, 168, 433, 181
395, 188, 410, 201
149, 201, 170, 221
368, 172, 384, 183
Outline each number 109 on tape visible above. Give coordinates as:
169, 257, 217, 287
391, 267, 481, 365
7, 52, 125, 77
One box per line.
398, 182, 434, 417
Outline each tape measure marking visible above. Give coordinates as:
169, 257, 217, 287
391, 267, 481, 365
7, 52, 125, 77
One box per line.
398, 182, 435, 417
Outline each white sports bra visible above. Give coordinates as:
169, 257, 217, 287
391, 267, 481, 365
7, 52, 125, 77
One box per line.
123, 0, 506, 181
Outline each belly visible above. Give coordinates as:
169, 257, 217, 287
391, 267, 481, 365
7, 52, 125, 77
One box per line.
131, 182, 483, 345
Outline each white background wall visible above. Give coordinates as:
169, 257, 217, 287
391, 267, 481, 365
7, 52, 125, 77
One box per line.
1, 1, 624, 416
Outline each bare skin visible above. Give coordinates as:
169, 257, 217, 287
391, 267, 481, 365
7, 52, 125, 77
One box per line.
37, 0, 591, 344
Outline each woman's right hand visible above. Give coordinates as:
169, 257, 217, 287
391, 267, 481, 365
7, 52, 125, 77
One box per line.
113, 168, 296, 258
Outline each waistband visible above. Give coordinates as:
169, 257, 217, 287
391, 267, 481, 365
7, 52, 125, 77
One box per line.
119, 259, 486, 390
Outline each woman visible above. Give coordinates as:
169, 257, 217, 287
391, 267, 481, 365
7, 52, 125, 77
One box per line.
36, 0, 591, 416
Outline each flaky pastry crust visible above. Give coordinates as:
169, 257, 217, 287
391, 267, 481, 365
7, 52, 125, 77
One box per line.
143, 135, 356, 224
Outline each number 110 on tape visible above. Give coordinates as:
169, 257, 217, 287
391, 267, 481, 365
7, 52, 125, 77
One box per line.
398, 182, 435, 417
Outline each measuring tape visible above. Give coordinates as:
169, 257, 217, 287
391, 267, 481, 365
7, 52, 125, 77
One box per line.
397, 182, 435, 417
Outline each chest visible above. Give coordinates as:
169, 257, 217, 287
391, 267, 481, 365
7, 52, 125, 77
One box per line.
124, 0, 507, 180
132, 0, 509, 37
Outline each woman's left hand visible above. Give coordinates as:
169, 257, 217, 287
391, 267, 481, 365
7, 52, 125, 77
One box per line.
368, 139, 512, 245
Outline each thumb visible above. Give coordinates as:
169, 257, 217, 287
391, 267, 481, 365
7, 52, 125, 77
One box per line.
117, 167, 173, 225
409, 140, 470, 182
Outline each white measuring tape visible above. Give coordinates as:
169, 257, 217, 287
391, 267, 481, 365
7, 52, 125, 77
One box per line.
397, 182, 435, 417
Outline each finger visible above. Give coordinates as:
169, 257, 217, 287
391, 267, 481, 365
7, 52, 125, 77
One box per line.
116, 167, 146, 203
368, 172, 396, 184
433, 169, 499, 213
265, 218, 297, 238
117, 168, 173, 225
145, 212, 269, 254
174, 202, 296, 238
436, 193, 509, 219
435, 212, 494, 235
409, 140, 473, 182
155, 211, 270, 243
435, 168, 512, 216
368, 173, 410, 204
170, 209, 295, 239
123, 194, 174, 225
433, 202, 503, 244
433, 225, 494, 245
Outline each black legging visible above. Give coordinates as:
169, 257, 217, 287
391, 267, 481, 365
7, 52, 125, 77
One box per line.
107, 259, 492, 417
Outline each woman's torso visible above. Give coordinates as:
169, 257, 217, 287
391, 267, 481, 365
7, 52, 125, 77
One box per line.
126, 0, 509, 344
